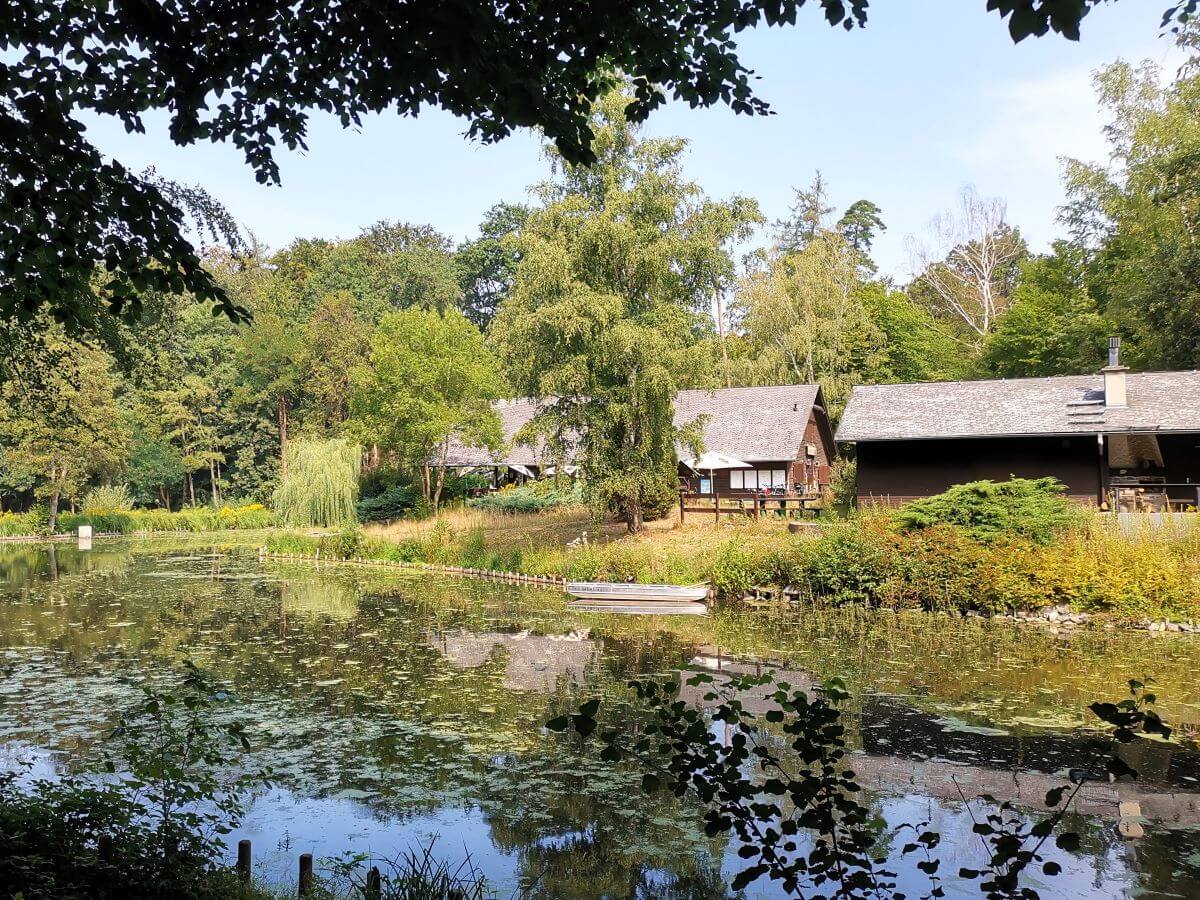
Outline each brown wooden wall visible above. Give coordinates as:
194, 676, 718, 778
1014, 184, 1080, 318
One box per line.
856, 436, 1103, 506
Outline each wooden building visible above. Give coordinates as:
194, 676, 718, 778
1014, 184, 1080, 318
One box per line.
836, 341, 1200, 510
447, 385, 837, 498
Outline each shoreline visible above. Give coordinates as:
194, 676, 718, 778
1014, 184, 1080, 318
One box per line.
5, 528, 1198, 634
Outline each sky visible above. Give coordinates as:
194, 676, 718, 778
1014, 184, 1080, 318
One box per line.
84, 0, 1185, 281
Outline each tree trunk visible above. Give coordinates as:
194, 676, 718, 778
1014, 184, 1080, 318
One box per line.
48, 486, 60, 534
210, 457, 220, 507
188, 471, 196, 507
278, 394, 289, 477
626, 497, 644, 534
715, 291, 731, 388
421, 462, 432, 503
432, 441, 449, 511
159, 485, 170, 510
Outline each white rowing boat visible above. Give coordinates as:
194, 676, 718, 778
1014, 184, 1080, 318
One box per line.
564, 581, 710, 603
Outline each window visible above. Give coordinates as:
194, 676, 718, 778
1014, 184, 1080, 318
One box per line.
730, 468, 788, 490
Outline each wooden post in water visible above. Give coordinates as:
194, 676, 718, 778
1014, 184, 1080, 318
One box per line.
298, 853, 313, 896
366, 866, 382, 899
236, 839, 251, 882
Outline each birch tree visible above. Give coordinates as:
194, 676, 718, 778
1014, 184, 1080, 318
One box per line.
908, 187, 1027, 346
733, 231, 885, 417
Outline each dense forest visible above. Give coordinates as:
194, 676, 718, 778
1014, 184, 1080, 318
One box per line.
3, 38, 1200, 526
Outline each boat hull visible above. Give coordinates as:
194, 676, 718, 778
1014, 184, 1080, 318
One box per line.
568, 599, 708, 616
564, 581, 710, 603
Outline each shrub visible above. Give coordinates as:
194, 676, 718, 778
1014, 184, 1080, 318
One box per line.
895, 477, 1079, 545
0, 509, 46, 537
357, 484, 419, 522
265, 531, 320, 556
469, 480, 583, 514
82, 484, 134, 514
801, 526, 895, 605
319, 526, 363, 560
710, 539, 766, 597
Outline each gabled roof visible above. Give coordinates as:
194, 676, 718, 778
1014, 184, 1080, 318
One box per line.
835, 371, 1200, 442
674, 385, 821, 461
445, 384, 825, 467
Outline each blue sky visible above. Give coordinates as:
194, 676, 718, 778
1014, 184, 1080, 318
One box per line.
85, 0, 1181, 280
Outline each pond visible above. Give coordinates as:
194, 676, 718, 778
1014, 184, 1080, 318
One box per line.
3, 537, 1200, 898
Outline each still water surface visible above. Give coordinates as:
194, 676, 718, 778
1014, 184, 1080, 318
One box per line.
3, 538, 1200, 898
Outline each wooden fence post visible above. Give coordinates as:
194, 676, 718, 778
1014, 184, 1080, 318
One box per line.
366, 866, 382, 899
237, 839, 252, 882
298, 853, 313, 896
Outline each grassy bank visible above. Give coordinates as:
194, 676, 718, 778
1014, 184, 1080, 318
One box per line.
0, 503, 274, 538
266, 505, 1200, 623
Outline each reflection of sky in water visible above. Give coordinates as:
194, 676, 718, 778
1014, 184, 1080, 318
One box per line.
3, 539, 1200, 897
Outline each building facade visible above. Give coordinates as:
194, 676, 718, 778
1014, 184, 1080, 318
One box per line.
836, 343, 1200, 510
447, 384, 837, 498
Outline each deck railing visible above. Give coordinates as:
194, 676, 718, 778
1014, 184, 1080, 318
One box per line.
1108, 483, 1200, 513
678, 492, 821, 524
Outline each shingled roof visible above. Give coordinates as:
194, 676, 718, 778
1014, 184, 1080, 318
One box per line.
836, 371, 1200, 442
445, 385, 824, 467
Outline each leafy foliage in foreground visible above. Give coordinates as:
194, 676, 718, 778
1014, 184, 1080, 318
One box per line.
895, 478, 1079, 545
0, 662, 271, 900
548, 675, 1173, 899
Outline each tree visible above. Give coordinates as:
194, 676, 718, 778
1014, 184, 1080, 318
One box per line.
857, 282, 968, 383
4, 2, 1176, 333
980, 250, 1117, 378
490, 89, 760, 531
1061, 37, 1200, 369
302, 292, 372, 431
351, 309, 503, 510
774, 173, 835, 254
0, 336, 129, 530
456, 203, 532, 330
273, 438, 361, 528
126, 418, 186, 510
908, 187, 1028, 347
733, 231, 886, 418
837, 199, 886, 264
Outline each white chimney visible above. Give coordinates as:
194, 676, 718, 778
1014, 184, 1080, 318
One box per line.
1102, 337, 1128, 408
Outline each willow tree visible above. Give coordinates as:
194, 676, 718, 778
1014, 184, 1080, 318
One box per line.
273, 438, 361, 527
490, 89, 760, 532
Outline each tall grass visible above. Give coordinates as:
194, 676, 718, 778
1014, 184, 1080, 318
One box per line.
283, 506, 1200, 622
273, 438, 361, 528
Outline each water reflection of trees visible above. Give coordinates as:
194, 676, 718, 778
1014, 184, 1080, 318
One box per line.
6, 546, 1200, 895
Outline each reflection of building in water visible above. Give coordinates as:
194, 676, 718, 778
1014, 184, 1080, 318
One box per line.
427, 629, 598, 692
682, 651, 1200, 827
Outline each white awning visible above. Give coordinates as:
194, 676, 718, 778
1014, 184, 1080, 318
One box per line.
682, 451, 751, 471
